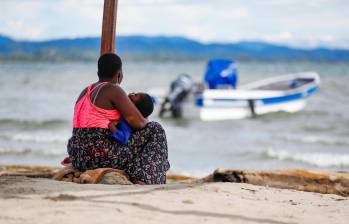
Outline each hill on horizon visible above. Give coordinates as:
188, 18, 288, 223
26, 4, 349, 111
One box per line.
0, 34, 348, 62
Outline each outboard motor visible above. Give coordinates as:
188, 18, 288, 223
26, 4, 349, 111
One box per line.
159, 74, 194, 118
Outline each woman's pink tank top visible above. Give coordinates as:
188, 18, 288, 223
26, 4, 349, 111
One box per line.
73, 82, 121, 129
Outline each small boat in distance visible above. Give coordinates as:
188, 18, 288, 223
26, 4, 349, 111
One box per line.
158, 59, 320, 120
198, 71, 320, 120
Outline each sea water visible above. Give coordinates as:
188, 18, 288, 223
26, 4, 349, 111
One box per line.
0, 60, 348, 177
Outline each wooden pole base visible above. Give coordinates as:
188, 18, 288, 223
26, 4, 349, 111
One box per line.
100, 0, 118, 55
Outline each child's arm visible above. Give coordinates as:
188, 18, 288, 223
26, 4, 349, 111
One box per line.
109, 118, 132, 145
108, 120, 118, 133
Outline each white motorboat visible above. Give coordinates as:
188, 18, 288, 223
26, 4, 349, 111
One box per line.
157, 59, 320, 120
197, 71, 320, 120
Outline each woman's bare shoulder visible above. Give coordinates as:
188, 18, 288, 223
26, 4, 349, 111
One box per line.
76, 87, 88, 103
103, 83, 126, 96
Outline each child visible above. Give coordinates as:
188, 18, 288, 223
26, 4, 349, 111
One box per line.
108, 92, 154, 144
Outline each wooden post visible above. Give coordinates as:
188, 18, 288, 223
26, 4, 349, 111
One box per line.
100, 0, 118, 55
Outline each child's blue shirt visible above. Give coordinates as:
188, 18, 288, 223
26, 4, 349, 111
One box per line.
111, 118, 132, 145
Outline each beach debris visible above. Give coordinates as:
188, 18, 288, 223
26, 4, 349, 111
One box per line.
1, 165, 349, 196
0, 165, 57, 178
241, 187, 257, 193
0, 165, 195, 184
45, 194, 78, 201
211, 169, 349, 197
182, 199, 194, 204
165, 173, 197, 183
52, 167, 132, 185
99, 171, 132, 185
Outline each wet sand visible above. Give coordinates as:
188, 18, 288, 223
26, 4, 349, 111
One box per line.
0, 176, 348, 224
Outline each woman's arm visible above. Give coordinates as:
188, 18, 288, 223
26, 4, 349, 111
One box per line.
107, 84, 147, 130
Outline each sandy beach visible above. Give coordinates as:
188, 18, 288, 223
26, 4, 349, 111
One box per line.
1, 175, 348, 224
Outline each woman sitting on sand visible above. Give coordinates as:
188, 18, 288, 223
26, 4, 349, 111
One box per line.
67, 53, 170, 184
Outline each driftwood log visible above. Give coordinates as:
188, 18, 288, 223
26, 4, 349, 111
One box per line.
0, 165, 197, 182
52, 166, 132, 185
1, 165, 348, 196
210, 168, 349, 197
0, 165, 58, 178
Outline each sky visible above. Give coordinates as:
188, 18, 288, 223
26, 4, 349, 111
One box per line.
0, 0, 348, 49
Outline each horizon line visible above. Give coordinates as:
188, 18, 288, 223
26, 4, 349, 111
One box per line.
1, 33, 348, 51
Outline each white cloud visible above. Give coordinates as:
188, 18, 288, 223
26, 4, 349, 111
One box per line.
0, 0, 348, 48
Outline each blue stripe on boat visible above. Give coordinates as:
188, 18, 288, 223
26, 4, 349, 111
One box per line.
261, 93, 303, 105
196, 85, 319, 107
195, 97, 204, 106
307, 86, 318, 96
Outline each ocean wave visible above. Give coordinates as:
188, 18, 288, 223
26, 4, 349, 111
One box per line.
0, 131, 70, 143
281, 135, 349, 146
0, 147, 66, 157
0, 118, 69, 127
12, 133, 69, 143
266, 149, 349, 168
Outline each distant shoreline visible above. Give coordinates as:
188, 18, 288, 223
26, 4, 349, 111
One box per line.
1, 34, 349, 62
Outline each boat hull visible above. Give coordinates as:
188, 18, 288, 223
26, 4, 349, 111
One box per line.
200, 99, 306, 120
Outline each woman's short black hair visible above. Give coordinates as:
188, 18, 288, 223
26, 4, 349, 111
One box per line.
97, 53, 122, 79
134, 93, 154, 118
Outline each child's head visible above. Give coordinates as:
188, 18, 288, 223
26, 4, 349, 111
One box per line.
128, 92, 154, 118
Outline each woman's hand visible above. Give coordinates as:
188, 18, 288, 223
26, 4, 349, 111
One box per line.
108, 120, 118, 133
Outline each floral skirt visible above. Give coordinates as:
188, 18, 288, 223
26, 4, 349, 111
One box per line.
67, 121, 170, 184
